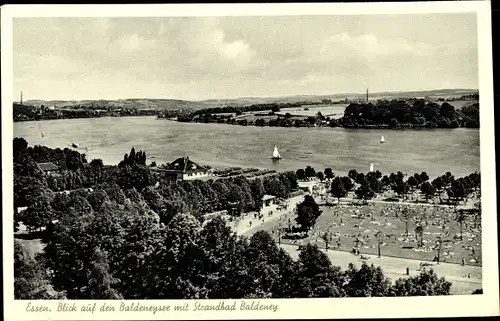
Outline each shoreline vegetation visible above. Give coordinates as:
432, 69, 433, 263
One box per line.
174, 97, 479, 129
14, 138, 482, 299
13, 93, 479, 130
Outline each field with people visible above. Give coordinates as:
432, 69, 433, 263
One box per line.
259, 201, 481, 266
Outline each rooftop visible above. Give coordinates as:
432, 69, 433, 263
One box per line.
164, 157, 208, 173
263, 195, 276, 201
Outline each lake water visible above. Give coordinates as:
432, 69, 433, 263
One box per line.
14, 116, 480, 178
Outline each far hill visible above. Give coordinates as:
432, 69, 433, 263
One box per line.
22, 88, 478, 110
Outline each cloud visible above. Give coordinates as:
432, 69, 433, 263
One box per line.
12, 15, 478, 100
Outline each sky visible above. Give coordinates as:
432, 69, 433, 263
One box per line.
13, 14, 478, 101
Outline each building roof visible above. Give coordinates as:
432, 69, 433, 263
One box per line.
165, 157, 208, 173
263, 195, 276, 201
37, 162, 60, 171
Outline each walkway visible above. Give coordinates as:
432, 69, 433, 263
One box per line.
280, 243, 481, 295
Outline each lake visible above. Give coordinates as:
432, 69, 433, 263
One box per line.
13, 116, 480, 178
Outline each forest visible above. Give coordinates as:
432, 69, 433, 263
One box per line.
340, 99, 479, 128
13, 103, 158, 122
14, 138, 466, 299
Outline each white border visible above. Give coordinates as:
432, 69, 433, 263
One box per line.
2, 1, 498, 320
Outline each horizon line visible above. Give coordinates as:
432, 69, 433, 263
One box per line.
18, 87, 479, 103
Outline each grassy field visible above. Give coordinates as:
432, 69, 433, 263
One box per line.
261, 199, 481, 267
278, 104, 349, 118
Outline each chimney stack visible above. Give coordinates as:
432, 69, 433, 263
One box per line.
20, 91, 23, 105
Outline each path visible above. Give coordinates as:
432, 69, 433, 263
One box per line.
280, 243, 481, 295
234, 195, 304, 236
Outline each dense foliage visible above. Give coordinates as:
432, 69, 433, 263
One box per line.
13, 103, 158, 122
14, 139, 462, 299
191, 102, 305, 117
40, 211, 453, 299
341, 100, 479, 128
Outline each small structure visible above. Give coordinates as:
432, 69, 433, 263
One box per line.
263, 195, 276, 208
37, 162, 61, 176
298, 181, 318, 193
202, 210, 229, 226
155, 156, 209, 183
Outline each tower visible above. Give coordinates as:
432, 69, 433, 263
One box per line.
366, 88, 369, 102
20, 91, 23, 105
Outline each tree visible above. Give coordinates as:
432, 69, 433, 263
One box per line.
14, 240, 66, 299
344, 263, 392, 297
391, 178, 410, 199
447, 180, 467, 204
22, 192, 55, 231
86, 248, 123, 299
244, 231, 298, 298
341, 176, 354, 192
431, 176, 445, 201
407, 176, 418, 190
399, 206, 412, 237
415, 224, 424, 247
348, 169, 358, 180
330, 177, 347, 205
90, 158, 104, 168
87, 189, 111, 211
391, 269, 452, 296
316, 172, 325, 182
294, 244, 344, 298
305, 166, 316, 179
295, 195, 322, 231
196, 217, 253, 299
420, 172, 429, 182
104, 184, 126, 205
324, 168, 334, 180
296, 169, 306, 181
455, 210, 467, 241
13, 137, 29, 157
355, 181, 375, 204
374, 230, 384, 258
420, 181, 436, 201
320, 230, 334, 251
263, 176, 287, 199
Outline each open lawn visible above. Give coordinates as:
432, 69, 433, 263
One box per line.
278, 104, 348, 118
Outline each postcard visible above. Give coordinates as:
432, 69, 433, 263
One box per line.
2, 1, 498, 320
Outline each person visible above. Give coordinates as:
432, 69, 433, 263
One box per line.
461, 258, 465, 266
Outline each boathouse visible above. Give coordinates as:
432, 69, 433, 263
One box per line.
156, 157, 209, 183
37, 162, 61, 176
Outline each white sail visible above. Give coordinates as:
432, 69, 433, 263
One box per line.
272, 145, 281, 158
370, 163, 374, 172
380, 136, 385, 143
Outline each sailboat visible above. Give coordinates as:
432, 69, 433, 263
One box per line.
380, 136, 385, 144
370, 163, 374, 172
271, 145, 282, 160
